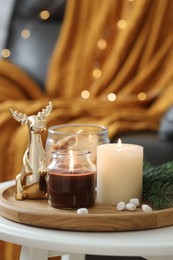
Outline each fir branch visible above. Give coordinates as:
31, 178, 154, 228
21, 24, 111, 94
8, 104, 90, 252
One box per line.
143, 161, 173, 210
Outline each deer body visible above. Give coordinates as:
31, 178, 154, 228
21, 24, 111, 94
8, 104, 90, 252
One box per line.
10, 102, 53, 200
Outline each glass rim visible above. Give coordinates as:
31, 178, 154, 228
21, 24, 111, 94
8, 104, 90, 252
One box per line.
48, 124, 108, 135
51, 148, 91, 157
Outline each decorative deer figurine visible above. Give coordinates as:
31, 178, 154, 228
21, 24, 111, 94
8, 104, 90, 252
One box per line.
10, 102, 53, 200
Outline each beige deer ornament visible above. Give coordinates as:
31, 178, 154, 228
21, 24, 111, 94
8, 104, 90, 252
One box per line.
10, 102, 53, 200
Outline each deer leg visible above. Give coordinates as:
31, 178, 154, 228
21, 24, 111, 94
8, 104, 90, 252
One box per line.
15, 173, 27, 200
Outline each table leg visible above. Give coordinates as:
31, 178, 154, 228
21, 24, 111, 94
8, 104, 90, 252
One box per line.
20, 246, 49, 260
61, 254, 85, 260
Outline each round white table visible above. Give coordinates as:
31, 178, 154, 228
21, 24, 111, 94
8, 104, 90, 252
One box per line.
0, 181, 173, 260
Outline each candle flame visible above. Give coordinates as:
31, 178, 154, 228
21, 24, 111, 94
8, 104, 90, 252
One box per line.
118, 139, 122, 150
69, 150, 74, 173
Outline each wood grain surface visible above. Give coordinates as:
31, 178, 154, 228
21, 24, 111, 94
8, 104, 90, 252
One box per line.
0, 184, 173, 232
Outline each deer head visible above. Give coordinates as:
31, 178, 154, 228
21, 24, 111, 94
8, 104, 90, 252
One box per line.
10, 102, 53, 134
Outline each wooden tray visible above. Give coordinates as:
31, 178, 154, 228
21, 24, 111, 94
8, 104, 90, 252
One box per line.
0, 184, 173, 232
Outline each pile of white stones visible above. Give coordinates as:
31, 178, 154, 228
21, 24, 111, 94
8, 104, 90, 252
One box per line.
76, 198, 152, 215
117, 198, 152, 212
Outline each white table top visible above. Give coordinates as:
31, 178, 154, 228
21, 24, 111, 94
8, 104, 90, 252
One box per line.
0, 180, 173, 258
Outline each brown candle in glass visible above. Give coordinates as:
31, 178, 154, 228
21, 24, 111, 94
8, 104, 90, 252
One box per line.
47, 149, 96, 209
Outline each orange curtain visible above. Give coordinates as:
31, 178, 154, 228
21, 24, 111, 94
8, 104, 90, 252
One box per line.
0, 0, 173, 259
0, 0, 172, 180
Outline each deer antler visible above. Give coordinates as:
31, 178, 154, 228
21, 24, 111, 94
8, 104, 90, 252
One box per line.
37, 101, 53, 120
10, 109, 28, 125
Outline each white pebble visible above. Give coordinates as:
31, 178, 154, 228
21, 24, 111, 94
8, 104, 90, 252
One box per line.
125, 203, 136, 211
142, 204, 152, 213
117, 201, 126, 211
129, 198, 140, 207
77, 208, 88, 214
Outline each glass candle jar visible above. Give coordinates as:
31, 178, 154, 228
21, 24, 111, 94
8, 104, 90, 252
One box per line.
47, 149, 96, 209
45, 124, 110, 165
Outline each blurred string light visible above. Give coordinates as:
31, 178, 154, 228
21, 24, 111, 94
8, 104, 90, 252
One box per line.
1, 48, 10, 58
39, 10, 50, 20
21, 29, 31, 39
92, 15, 128, 81
89, 1, 140, 102
92, 68, 102, 79
138, 92, 147, 101
107, 93, 117, 102
97, 39, 107, 50
117, 19, 127, 29
0, 9, 51, 59
81, 90, 90, 99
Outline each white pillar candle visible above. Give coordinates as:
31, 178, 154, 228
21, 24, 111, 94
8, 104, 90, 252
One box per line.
97, 140, 143, 205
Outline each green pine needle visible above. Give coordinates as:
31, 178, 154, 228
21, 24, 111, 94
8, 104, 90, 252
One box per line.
143, 161, 173, 210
